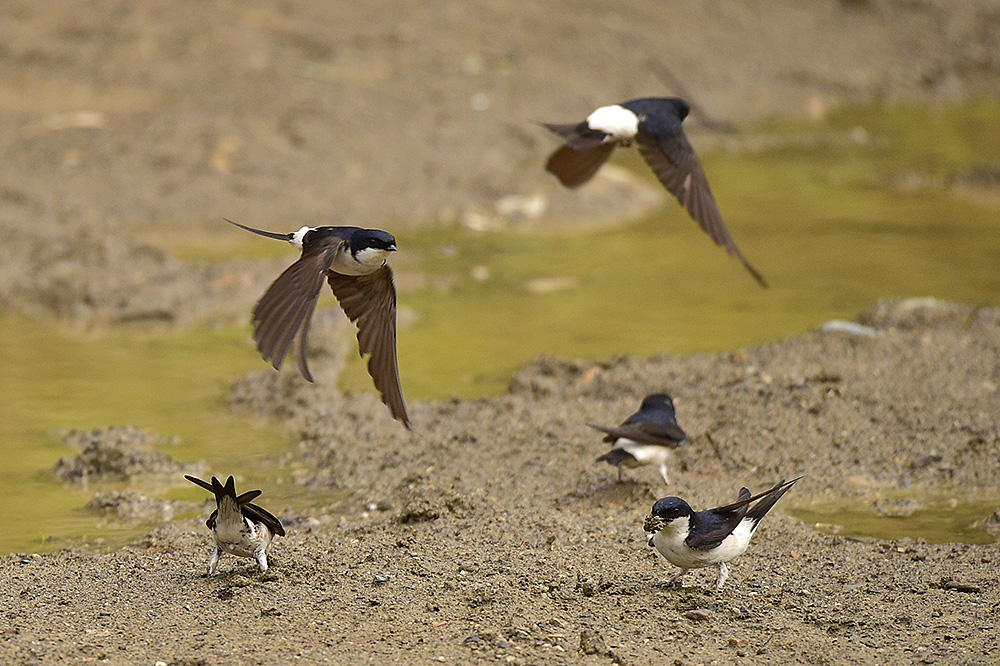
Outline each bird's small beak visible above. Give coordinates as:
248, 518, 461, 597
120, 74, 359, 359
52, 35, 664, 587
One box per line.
388, 244, 398, 252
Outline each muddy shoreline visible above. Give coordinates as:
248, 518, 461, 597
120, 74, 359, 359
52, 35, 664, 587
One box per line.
2, 0, 1000, 663
4, 299, 1000, 665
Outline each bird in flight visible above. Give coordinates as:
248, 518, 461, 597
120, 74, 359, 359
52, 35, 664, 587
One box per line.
541, 97, 767, 287
228, 219, 410, 428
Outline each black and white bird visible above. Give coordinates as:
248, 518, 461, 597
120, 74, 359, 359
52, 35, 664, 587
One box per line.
540, 98, 766, 287
643, 477, 801, 590
228, 219, 409, 428
185, 474, 285, 575
589, 393, 687, 485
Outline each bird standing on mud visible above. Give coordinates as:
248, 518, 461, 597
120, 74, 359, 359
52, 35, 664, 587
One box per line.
185, 474, 285, 575
643, 477, 801, 590
589, 393, 687, 485
540, 97, 767, 286
228, 219, 410, 428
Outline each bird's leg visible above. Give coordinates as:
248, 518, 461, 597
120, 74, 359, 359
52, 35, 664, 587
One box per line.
617, 466, 625, 483
658, 463, 670, 485
208, 547, 221, 576
714, 562, 729, 591
667, 568, 688, 587
255, 548, 269, 573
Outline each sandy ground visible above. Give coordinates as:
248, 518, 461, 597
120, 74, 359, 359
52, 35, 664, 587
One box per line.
4, 299, 1000, 665
1, 1, 1000, 664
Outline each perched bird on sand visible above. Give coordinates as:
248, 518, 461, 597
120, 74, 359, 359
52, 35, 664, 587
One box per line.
589, 393, 686, 485
185, 474, 285, 575
643, 477, 802, 590
228, 219, 409, 428
540, 97, 766, 286
184, 474, 285, 576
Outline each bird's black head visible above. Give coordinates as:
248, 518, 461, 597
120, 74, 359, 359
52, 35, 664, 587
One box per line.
351, 228, 397, 255
650, 496, 693, 522
640, 393, 674, 411
669, 98, 690, 121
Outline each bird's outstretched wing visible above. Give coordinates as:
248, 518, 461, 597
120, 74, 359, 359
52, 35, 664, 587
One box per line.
635, 126, 767, 287
252, 240, 340, 382
327, 265, 410, 429
540, 122, 615, 188
545, 143, 616, 188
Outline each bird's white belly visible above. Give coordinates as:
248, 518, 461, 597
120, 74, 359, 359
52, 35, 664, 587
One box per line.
652, 518, 754, 569
617, 439, 672, 468
215, 520, 271, 558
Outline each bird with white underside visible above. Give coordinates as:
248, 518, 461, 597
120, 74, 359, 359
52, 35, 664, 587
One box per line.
643, 477, 801, 590
227, 219, 409, 428
541, 97, 767, 287
185, 475, 285, 575
589, 393, 686, 485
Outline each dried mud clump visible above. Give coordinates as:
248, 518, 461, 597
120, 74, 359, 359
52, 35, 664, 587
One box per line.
86, 491, 190, 522
52, 426, 187, 483
395, 476, 469, 524
858, 297, 984, 331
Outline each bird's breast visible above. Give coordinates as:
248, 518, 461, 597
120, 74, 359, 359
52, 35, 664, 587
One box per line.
329, 247, 386, 276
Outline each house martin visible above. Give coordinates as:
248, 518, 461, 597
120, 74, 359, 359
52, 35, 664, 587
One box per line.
643, 477, 801, 590
589, 393, 686, 485
228, 219, 410, 428
541, 97, 766, 286
185, 474, 285, 575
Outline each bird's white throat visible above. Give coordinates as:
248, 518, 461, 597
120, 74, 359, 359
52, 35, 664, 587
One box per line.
586, 105, 639, 140
331, 246, 391, 275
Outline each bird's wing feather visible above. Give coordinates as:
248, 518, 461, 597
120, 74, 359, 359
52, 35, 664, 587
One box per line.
539, 122, 608, 150
327, 265, 410, 428
184, 475, 214, 493
236, 490, 262, 504
635, 127, 767, 287
684, 478, 801, 549
588, 421, 686, 447
742, 477, 802, 529
252, 241, 340, 381
242, 502, 285, 537
684, 488, 752, 550
545, 144, 616, 188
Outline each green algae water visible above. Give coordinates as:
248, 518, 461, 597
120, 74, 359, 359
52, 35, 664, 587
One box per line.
373, 100, 1000, 399
792, 497, 1000, 545
2, 101, 999, 552
0, 316, 292, 553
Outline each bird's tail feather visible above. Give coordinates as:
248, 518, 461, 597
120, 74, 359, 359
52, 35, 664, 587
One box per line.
225, 218, 293, 242
746, 477, 802, 530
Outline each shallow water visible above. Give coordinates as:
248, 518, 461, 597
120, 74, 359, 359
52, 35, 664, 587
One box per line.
2, 101, 999, 552
0, 316, 296, 553
792, 497, 1000, 545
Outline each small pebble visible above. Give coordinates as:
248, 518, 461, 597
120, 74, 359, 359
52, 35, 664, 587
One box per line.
819, 320, 879, 337
683, 608, 713, 621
